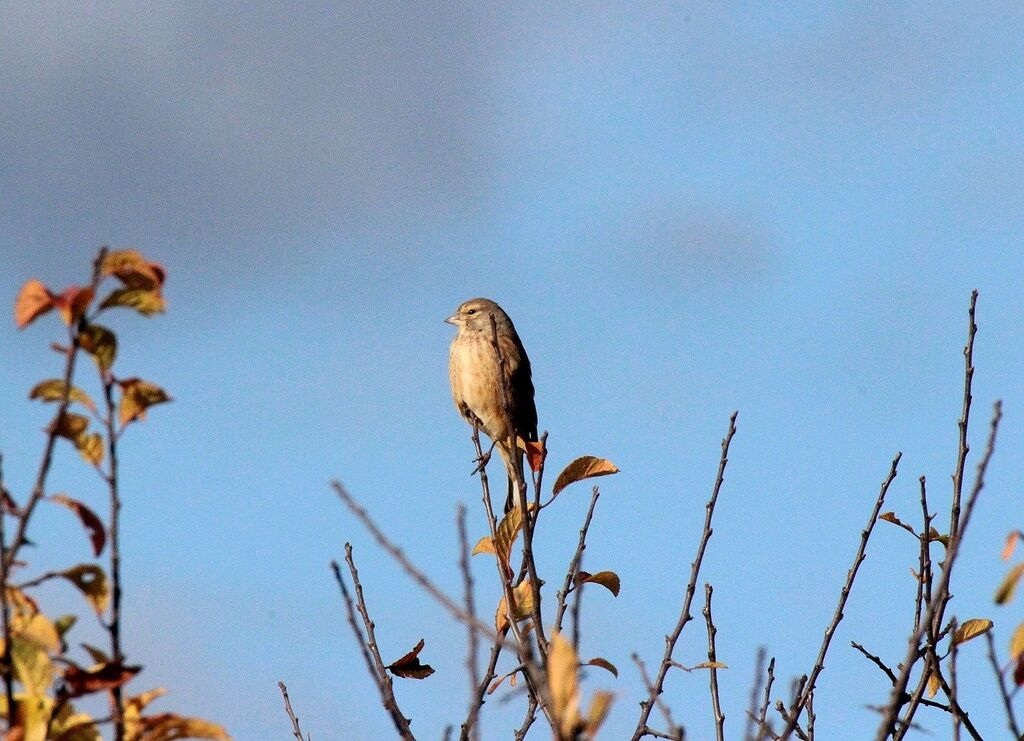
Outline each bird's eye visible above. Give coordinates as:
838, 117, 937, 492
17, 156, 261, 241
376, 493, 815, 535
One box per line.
466, 309, 476, 315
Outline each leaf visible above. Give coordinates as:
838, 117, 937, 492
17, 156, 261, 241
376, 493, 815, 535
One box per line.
1004, 531, 1024, 561
50, 495, 106, 557
524, 440, 545, 473
995, 563, 1024, 605
63, 660, 141, 698
51, 413, 90, 441
878, 511, 915, 533
553, 456, 620, 497
1015, 656, 1024, 687
80, 643, 110, 665
926, 670, 940, 698
49, 701, 102, 741
99, 288, 166, 316
471, 537, 495, 556
14, 279, 55, 329
1009, 622, 1024, 661
495, 580, 537, 632
133, 714, 230, 741
29, 380, 96, 412
952, 618, 993, 646
386, 638, 435, 679
927, 527, 949, 548
126, 687, 168, 716
12, 612, 61, 654
119, 379, 172, 425
574, 570, 621, 597
10, 637, 54, 695
548, 633, 582, 740
59, 565, 110, 614
79, 324, 117, 371
494, 507, 524, 573
692, 660, 729, 670
583, 691, 614, 739
586, 658, 618, 677
54, 286, 95, 326
75, 432, 105, 467
100, 250, 165, 291
54, 615, 78, 640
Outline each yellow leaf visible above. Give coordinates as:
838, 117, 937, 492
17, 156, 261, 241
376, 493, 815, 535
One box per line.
471, 536, 495, 556
575, 570, 621, 597
1009, 622, 1024, 661
995, 563, 1024, 605
79, 323, 117, 371
11, 637, 54, 696
11, 613, 61, 654
14, 279, 55, 329
953, 618, 993, 646
494, 580, 537, 632
28, 380, 95, 412
75, 432, 105, 467
99, 288, 165, 316
18, 691, 55, 741
584, 691, 615, 739
586, 658, 618, 677
60, 565, 110, 614
100, 249, 148, 276
494, 507, 523, 572
927, 527, 949, 548
49, 700, 102, 741
926, 670, 940, 698
119, 379, 172, 425
548, 633, 581, 741
553, 456, 620, 496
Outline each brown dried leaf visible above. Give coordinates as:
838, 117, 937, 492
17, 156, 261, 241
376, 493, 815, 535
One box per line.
585, 658, 618, 677
51, 413, 90, 441
574, 570, 621, 597
29, 380, 96, 412
99, 288, 166, 316
692, 660, 729, 670
494, 507, 523, 573
952, 618, 993, 646
50, 495, 106, 557
60, 565, 110, 614
15, 279, 55, 329
553, 456, 620, 497
75, 432, 105, 467
995, 563, 1024, 605
878, 511, 914, 533
80, 643, 110, 665
494, 580, 537, 632
548, 633, 582, 740
386, 638, 435, 680
1015, 656, 1024, 687
63, 660, 141, 698
925, 670, 940, 698
524, 440, 545, 473
79, 324, 117, 372
135, 713, 230, 741
100, 249, 148, 276
119, 379, 172, 426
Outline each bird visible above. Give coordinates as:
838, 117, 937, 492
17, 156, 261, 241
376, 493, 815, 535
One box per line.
446, 298, 538, 513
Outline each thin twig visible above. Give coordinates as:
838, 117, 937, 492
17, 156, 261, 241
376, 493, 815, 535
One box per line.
877, 400, 1002, 740
703, 583, 725, 741
456, 504, 481, 741
632, 653, 683, 739
779, 452, 901, 738
631, 412, 737, 741
756, 657, 777, 740
333, 546, 415, 740
459, 630, 507, 741
852, 642, 898, 684
985, 631, 1023, 739
332, 481, 507, 646
554, 487, 601, 634
278, 681, 306, 741
744, 648, 767, 741
949, 290, 977, 545
0, 456, 14, 728
102, 354, 125, 740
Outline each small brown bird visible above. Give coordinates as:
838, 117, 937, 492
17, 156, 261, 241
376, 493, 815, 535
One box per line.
447, 298, 538, 512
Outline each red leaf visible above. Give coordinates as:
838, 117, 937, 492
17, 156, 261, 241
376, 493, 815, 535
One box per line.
53, 286, 95, 326
386, 638, 435, 680
63, 660, 141, 697
524, 440, 545, 473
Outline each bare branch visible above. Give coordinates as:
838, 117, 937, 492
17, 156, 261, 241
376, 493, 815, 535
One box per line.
278, 681, 306, 741
554, 486, 601, 634
703, 583, 725, 741
779, 452, 901, 738
986, 631, 1023, 739
949, 289, 977, 544
631, 411, 738, 741
744, 648, 767, 741
631, 653, 684, 740
333, 546, 415, 740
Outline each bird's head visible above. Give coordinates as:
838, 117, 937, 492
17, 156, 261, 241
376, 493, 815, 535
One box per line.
446, 298, 510, 334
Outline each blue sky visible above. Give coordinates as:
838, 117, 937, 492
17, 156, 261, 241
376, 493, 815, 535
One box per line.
1, 2, 1023, 739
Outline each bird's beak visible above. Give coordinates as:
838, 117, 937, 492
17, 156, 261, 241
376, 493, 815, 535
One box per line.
445, 314, 459, 326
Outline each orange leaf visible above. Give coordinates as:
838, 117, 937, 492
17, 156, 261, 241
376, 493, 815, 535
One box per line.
54, 286, 95, 326
586, 657, 618, 677
1004, 530, 1023, 561
952, 618, 993, 646
50, 495, 106, 557
135, 713, 230, 741
386, 638, 435, 680
1009, 622, 1024, 661
63, 660, 141, 698
14, 279, 55, 329
471, 537, 495, 556
552, 456, 619, 496
995, 563, 1024, 605
584, 691, 615, 739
